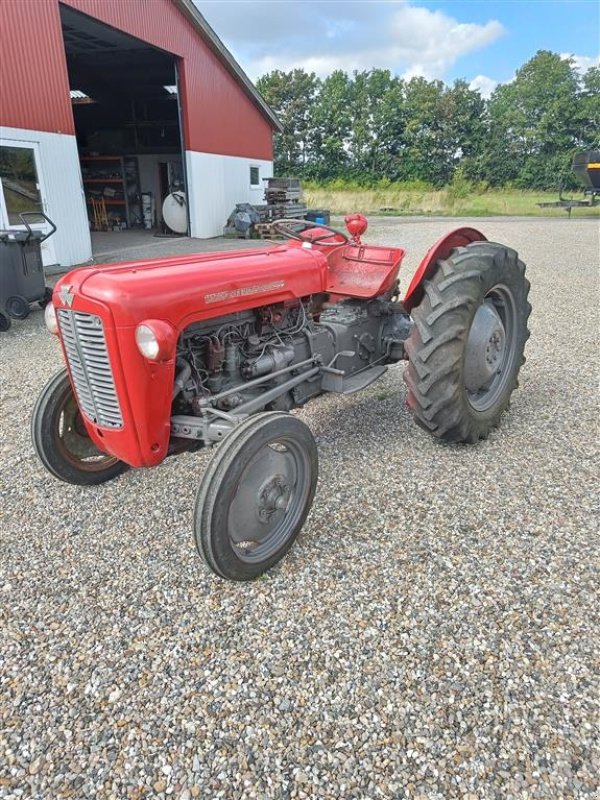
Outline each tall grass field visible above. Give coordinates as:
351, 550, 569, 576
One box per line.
303, 179, 600, 218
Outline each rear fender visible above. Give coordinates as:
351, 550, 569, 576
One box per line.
403, 227, 487, 313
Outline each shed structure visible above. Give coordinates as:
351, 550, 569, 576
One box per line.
0, 0, 279, 267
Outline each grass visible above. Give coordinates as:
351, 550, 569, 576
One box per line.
303, 184, 600, 218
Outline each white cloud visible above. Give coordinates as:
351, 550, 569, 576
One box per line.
560, 53, 600, 73
389, 5, 504, 81
469, 75, 499, 98
468, 52, 600, 99
196, 1, 505, 81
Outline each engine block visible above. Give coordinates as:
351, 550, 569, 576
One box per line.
172, 297, 412, 436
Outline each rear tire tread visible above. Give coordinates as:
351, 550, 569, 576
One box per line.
404, 242, 531, 443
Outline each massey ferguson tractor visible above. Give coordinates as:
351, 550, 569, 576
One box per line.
32, 215, 530, 581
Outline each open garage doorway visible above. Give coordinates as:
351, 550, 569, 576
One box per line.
59, 4, 189, 258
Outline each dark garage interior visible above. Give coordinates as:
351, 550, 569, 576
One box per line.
59, 4, 187, 234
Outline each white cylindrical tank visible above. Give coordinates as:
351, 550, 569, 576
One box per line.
162, 191, 187, 234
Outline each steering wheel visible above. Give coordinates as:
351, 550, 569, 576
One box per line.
272, 219, 349, 247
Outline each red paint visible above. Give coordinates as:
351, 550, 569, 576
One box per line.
326, 244, 404, 299
53, 243, 328, 466
0, 0, 274, 160
0, 1, 75, 135
403, 227, 487, 312
52, 237, 405, 467
69, 245, 329, 329
344, 213, 369, 244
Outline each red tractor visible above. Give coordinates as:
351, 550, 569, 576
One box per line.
33, 216, 530, 580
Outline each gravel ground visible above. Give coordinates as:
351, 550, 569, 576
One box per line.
1, 217, 599, 799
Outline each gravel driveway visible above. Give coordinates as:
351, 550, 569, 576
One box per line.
1, 217, 598, 799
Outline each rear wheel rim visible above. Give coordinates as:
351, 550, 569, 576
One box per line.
54, 390, 119, 473
227, 435, 311, 564
465, 284, 518, 412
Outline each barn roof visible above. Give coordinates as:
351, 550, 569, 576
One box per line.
175, 0, 282, 132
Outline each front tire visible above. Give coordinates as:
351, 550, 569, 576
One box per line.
195, 412, 318, 581
31, 368, 127, 485
404, 242, 531, 443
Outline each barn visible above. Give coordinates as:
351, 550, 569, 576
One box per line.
0, 0, 280, 269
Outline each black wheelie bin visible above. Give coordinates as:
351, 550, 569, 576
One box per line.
0, 212, 56, 331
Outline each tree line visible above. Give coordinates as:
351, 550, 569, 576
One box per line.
256, 51, 600, 190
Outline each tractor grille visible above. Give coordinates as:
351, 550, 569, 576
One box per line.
57, 309, 123, 429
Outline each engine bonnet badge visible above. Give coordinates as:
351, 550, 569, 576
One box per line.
204, 280, 285, 304
59, 284, 74, 307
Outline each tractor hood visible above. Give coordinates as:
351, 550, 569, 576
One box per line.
53, 244, 328, 329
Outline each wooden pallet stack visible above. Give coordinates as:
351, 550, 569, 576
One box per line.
254, 222, 284, 240
263, 177, 307, 220
223, 178, 309, 238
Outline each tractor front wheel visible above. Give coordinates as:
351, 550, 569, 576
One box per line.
31, 368, 127, 485
404, 241, 531, 443
195, 412, 318, 581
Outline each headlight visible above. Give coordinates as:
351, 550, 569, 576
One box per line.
135, 320, 177, 362
135, 324, 159, 359
44, 302, 58, 335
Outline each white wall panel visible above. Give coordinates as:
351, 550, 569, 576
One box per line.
185, 151, 272, 238
0, 125, 92, 269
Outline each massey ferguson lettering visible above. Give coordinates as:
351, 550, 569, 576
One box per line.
204, 281, 285, 304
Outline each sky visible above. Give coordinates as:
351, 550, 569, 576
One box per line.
195, 0, 600, 97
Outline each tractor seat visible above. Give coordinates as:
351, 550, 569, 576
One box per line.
325, 244, 405, 299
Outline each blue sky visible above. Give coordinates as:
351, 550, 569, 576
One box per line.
195, 0, 600, 96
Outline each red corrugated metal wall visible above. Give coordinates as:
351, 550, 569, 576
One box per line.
0, 1, 75, 135
0, 0, 274, 161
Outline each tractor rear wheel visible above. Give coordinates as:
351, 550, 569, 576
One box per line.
404, 242, 531, 443
195, 412, 318, 581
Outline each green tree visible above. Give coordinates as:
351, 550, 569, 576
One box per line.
370, 75, 407, 180
482, 51, 582, 188
438, 80, 486, 183
255, 50, 596, 189
578, 66, 600, 148
348, 70, 406, 181
401, 77, 446, 183
256, 69, 320, 175
307, 71, 353, 179
347, 70, 371, 176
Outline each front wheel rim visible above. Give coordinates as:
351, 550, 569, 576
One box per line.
227, 436, 311, 564
465, 284, 519, 412
54, 391, 120, 473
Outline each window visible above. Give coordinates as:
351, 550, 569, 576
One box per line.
250, 166, 260, 187
0, 146, 43, 225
